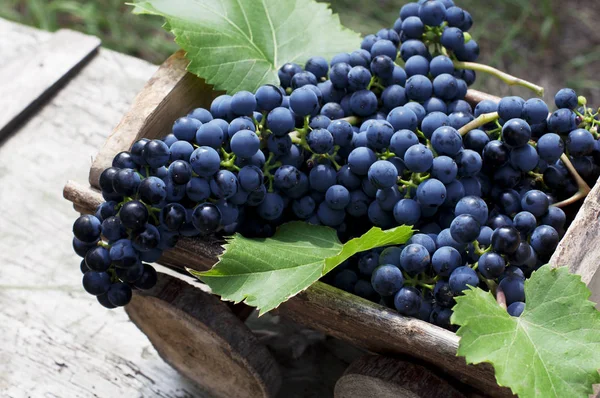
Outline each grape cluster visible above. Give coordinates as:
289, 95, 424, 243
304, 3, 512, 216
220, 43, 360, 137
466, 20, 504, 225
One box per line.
72, 0, 599, 327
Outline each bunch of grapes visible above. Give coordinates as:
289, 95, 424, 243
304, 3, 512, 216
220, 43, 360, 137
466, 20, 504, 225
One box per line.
72, 0, 600, 327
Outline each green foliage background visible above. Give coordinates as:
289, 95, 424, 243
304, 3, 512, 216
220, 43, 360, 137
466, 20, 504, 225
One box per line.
2, 0, 599, 103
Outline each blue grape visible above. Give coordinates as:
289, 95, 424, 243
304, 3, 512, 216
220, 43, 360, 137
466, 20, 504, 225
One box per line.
507, 302, 525, 317
421, 112, 449, 139
190, 146, 220, 177
379, 247, 402, 267
368, 160, 398, 189
522, 98, 549, 124
139, 176, 167, 204
456, 149, 483, 176
317, 202, 346, 226
348, 66, 372, 91
328, 120, 354, 147
443, 179, 465, 208
431, 156, 458, 184
432, 73, 458, 101
405, 75, 433, 102
509, 144, 538, 172
521, 190, 549, 217
478, 252, 506, 279
210, 170, 238, 199
112, 151, 136, 169
498, 276, 525, 305
309, 163, 337, 192
431, 126, 462, 156
491, 226, 521, 255
474, 99, 498, 118
143, 140, 170, 168
367, 201, 395, 229
394, 287, 422, 316
371, 265, 404, 296
292, 196, 316, 219
267, 134, 292, 156
404, 144, 433, 172
370, 39, 397, 59
160, 203, 187, 231
238, 165, 263, 192
325, 185, 350, 210
82, 271, 112, 296
450, 214, 480, 244
566, 129, 595, 156
350, 90, 378, 116
455, 196, 488, 224
548, 109, 577, 134
266, 107, 294, 136
448, 111, 474, 129
530, 225, 559, 259
310, 115, 332, 130
537, 133, 564, 162
172, 117, 201, 142
400, 244, 430, 275
337, 165, 362, 190
188, 107, 213, 123
101, 216, 126, 241
330, 62, 351, 89
85, 246, 111, 272
448, 99, 472, 114
358, 251, 380, 276
168, 160, 193, 185
405, 55, 430, 77
401, 16, 424, 39
498, 96, 524, 121
73, 215, 102, 243
119, 201, 148, 231
416, 178, 446, 208
278, 63, 302, 87
555, 88, 578, 109
186, 177, 211, 202
305, 56, 329, 79
440, 27, 464, 51
307, 128, 334, 154
502, 118, 531, 148
255, 84, 283, 111
320, 103, 344, 119
419, 0, 446, 26
346, 190, 370, 217
400, 2, 420, 19
191, 203, 222, 234
541, 207, 566, 230
449, 266, 478, 294
170, 140, 194, 161
431, 246, 462, 276
231, 91, 256, 116
389, 130, 419, 158
513, 211, 537, 237
274, 165, 301, 190
131, 223, 160, 251
348, 147, 377, 175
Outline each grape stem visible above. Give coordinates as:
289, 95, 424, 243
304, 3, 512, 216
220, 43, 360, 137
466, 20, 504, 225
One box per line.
97, 240, 111, 249
496, 285, 508, 310
340, 116, 360, 126
552, 154, 592, 208
458, 112, 499, 136
453, 60, 545, 96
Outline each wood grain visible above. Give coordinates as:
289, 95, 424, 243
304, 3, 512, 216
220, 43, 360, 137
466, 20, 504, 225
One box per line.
89, 50, 225, 189
335, 355, 466, 398
0, 18, 215, 398
0, 29, 101, 138
127, 273, 281, 398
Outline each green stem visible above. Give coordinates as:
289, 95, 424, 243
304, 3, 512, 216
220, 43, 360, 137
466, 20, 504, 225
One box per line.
453, 60, 545, 96
552, 154, 591, 208
97, 241, 111, 249
399, 178, 419, 189
458, 112, 500, 136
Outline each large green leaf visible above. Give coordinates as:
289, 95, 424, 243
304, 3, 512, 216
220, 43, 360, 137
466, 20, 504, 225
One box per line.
189, 222, 413, 315
452, 265, 600, 398
132, 0, 361, 93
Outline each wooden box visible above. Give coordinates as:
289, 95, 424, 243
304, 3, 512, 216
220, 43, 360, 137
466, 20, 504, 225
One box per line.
63, 51, 600, 398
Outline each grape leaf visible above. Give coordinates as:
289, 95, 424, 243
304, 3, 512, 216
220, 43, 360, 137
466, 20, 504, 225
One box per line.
131, 0, 361, 93
452, 265, 600, 398
189, 222, 413, 315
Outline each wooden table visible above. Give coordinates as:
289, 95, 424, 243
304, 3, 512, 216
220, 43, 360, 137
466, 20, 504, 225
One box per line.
0, 19, 211, 397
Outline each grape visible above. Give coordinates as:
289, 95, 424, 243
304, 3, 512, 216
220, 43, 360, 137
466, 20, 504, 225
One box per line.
400, 244, 430, 275
267, 134, 292, 156
170, 141, 194, 162
160, 203, 187, 231
450, 214, 480, 244
566, 129, 595, 156
350, 90, 378, 116
394, 287, 422, 316
404, 144, 433, 172
310, 116, 332, 131
368, 201, 395, 229
419, 0, 446, 26
325, 185, 350, 210
168, 160, 192, 185
348, 147, 377, 175
416, 178, 446, 208
521, 190, 549, 217
449, 266, 479, 294
548, 108, 577, 134
431, 246, 462, 276
307, 129, 334, 154
185, 177, 210, 202
82, 271, 111, 296
393, 199, 421, 225
474, 100, 498, 118
309, 164, 337, 192
107, 283, 133, 307
541, 207, 566, 230
402, 16, 424, 39
191, 203, 222, 234
431, 126, 462, 156
317, 202, 346, 226
507, 302, 525, 317
289, 86, 319, 116
173, 117, 202, 142
456, 149, 482, 176
530, 225, 559, 259
292, 196, 316, 219
348, 66, 372, 91
491, 226, 521, 255
370, 39, 397, 59
509, 144, 539, 172
498, 276, 525, 305
555, 88, 578, 109
190, 146, 220, 177
210, 170, 238, 199
443, 179, 465, 208
305, 56, 329, 80
188, 107, 213, 123
134, 264, 158, 290
131, 223, 161, 251
405, 55, 429, 77
432, 73, 458, 101
522, 98, 549, 124
73, 215, 102, 243
478, 252, 506, 279
405, 75, 433, 102
497, 96, 524, 121
329, 62, 351, 89
440, 27, 464, 51
454, 39, 479, 62
367, 160, 398, 189
371, 265, 404, 296
387, 107, 418, 132
366, 121, 394, 150
109, 239, 138, 268
255, 84, 283, 111
346, 190, 370, 217
101, 216, 126, 242
85, 246, 111, 272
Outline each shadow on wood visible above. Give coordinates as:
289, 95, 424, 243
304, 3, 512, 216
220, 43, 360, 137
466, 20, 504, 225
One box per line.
125, 273, 281, 398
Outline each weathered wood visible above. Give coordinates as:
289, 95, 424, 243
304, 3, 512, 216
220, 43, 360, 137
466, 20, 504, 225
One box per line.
0, 18, 217, 398
126, 273, 281, 398
0, 29, 101, 138
335, 354, 466, 398
63, 180, 511, 398
89, 50, 225, 188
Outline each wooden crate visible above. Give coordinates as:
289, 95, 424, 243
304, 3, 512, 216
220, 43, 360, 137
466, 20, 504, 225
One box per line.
64, 50, 600, 398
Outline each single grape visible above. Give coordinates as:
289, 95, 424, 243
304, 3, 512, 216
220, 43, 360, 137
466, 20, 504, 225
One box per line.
393, 199, 421, 225
431, 246, 462, 277
400, 244, 430, 275
431, 126, 462, 156
404, 144, 433, 173
555, 88, 578, 109
82, 271, 111, 296
292, 196, 316, 219
190, 146, 220, 177
521, 190, 549, 217
530, 225, 559, 259
191, 203, 222, 234
371, 265, 404, 297
450, 214, 481, 244
507, 302, 525, 317
416, 178, 446, 208
325, 185, 351, 210
566, 129, 595, 156
85, 246, 111, 272
134, 264, 158, 290
478, 252, 506, 279
405, 75, 433, 102
394, 286, 422, 316
491, 226, 521, 255
498, 275, 525, 305
255, 84, 283, 112
73, 214, 102, 243
449, 266, 479, 294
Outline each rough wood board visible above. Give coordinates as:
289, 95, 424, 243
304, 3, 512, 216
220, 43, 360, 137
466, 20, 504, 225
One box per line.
0, 28, 101, 138
126, 273, 281, 398
0, 19, 211, 398
335, 354, 466, 398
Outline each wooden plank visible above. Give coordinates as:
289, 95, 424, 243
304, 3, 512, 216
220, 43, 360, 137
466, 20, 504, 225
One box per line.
0, 18, 215, 398
0, 28, 101, 138
126, 273, 281, 398
62, 180, 512, 398
335, 355, 468, 398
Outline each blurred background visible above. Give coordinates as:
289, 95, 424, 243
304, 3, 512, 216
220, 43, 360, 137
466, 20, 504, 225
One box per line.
1, 0, 599, 104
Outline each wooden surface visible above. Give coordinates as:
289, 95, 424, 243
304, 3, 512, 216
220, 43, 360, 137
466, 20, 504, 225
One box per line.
126, 273, 281, 398
0, 29, 101, 138
0, 19, 215, 398
335, 355, 467, 398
